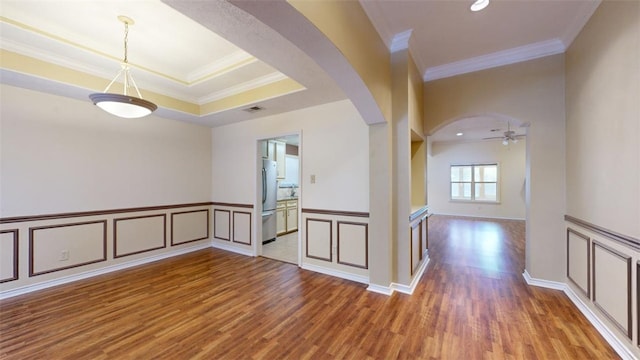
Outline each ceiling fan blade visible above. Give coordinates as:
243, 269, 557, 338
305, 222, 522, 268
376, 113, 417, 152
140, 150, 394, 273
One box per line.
482, 136, 505, 140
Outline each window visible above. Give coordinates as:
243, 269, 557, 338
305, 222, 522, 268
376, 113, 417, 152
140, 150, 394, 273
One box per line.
450, 164, 498, 202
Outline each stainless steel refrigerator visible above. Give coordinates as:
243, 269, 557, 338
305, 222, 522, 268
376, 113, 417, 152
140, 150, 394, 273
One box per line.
261, 159, 277, 244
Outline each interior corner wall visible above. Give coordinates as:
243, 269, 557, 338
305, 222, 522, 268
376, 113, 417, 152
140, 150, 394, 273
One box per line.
0, 84, 212, 217
423, 55, 566, 282
428, 140, 526, 220
565, 0, 640, 239
408, 55, 425, 137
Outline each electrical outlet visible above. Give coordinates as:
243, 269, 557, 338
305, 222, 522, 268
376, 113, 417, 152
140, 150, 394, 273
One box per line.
60, 250, 69, 261
310, 174, 316, 184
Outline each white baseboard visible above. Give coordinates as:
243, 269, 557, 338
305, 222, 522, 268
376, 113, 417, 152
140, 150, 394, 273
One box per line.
393, 257, 430, 295
212, 241, 254, 257
522, 270, 637, 360
0, 243, 211, 300
366, 256, 431, 296
522, 269, 565, 290
366, 283, 394, 295
301, 263, 369, 285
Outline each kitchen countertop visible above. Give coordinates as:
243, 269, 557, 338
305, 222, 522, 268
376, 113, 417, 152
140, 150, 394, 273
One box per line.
277, 196, 299, 201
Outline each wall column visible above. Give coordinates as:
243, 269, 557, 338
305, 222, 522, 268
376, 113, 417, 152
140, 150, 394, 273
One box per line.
368, 122, 394, 292
391, 48, 412, 286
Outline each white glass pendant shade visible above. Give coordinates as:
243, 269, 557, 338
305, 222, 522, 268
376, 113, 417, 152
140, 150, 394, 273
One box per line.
90, 93, 157, 119
470, 0, 490, 12
90, 16, 157, 119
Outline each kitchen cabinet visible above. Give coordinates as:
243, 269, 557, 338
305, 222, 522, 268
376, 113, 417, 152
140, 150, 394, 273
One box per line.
266, 140, 286, 179
276, 201, 287, 235
275, 141, 285, 179
286, 200, 298, 232
276, 199, 298, 235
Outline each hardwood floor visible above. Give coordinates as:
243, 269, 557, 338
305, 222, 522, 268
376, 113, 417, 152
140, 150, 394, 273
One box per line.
0, 215, 619, 359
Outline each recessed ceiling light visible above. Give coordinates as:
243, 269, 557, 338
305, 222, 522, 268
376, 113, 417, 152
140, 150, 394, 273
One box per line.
456, 132, 464, 137
470, 0, 490, 12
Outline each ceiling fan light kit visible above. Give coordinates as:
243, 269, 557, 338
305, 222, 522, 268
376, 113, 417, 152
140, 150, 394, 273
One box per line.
483, 122, 524, 145
89, 15, 157, 119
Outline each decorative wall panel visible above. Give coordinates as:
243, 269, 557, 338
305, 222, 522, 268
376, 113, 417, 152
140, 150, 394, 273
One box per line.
337, 221, 368, 269
30, 220, 107, 276
567, 228, 590, 298
171, 209, 209, 245
114, 215, 166, 258
0, 230, 18, 283
422, 216, 428, 254
411, 222, 421, 275
213, 210, 231, 241
592, 241, 632, 339
306, 218, 332, 262
232, 211, 252, 245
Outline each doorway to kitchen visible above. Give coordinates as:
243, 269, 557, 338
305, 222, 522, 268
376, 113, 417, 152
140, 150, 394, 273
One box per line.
259, 134, 300, 265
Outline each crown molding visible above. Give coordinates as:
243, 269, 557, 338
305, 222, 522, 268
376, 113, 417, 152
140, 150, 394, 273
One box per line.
1, 38, 113, 80
390, 29, 412, 53
424, 38, 566, 82
359, 0, 393, 49
187, 50, 256, 84
560, 0, 601, 48
198, 72, 288, 103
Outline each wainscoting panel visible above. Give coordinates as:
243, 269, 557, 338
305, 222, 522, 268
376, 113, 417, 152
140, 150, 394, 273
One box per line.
306, 218, 332, 262
337, 221, 368, 269
0, 230, 18, 283
300, 209, 370, 284
114, 215, 166, 258
567, 228, 590, 298
232, 212, 252, 245
592, 241, 632, 339
411, 222, 421, 275
422, 216, 429, 255
30, 220, 107, 276
213, 210, 231, 241
171, 210, 209, 246
1, 202, 213, 298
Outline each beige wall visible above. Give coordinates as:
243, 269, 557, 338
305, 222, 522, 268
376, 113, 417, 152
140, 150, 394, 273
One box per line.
408, 55, 425, 137
210, 99, 369, 212
288, 0, 391, 123
566, 0, 640, 239
0, 84, 212, 217
424, 55, 566, 281
428, 139, 526, 220
409, 54, 427, 207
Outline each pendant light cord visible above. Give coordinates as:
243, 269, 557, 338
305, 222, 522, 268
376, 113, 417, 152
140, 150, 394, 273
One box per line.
123, 20, 128, 64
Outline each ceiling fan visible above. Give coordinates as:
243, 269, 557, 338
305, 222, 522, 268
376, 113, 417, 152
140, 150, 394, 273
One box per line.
483, 122, 525, 145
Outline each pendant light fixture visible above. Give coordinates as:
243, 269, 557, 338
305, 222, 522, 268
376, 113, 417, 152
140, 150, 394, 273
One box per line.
89, 16, 157, 118
470, 0, 490, 12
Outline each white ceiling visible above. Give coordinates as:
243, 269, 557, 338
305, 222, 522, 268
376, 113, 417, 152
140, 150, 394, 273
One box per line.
361, 0, 599, 142
361, 0, 600, 81
1, 0, 600, 132
429, 115, 528, 144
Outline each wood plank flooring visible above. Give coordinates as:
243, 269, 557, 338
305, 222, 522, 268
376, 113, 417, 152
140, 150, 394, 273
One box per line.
0, 215, 619, 359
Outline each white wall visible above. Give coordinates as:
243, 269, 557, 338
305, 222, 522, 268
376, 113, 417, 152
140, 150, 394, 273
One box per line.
0, 84, 212, 216
428, 139, 526, 220
211, 99, 369, 212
